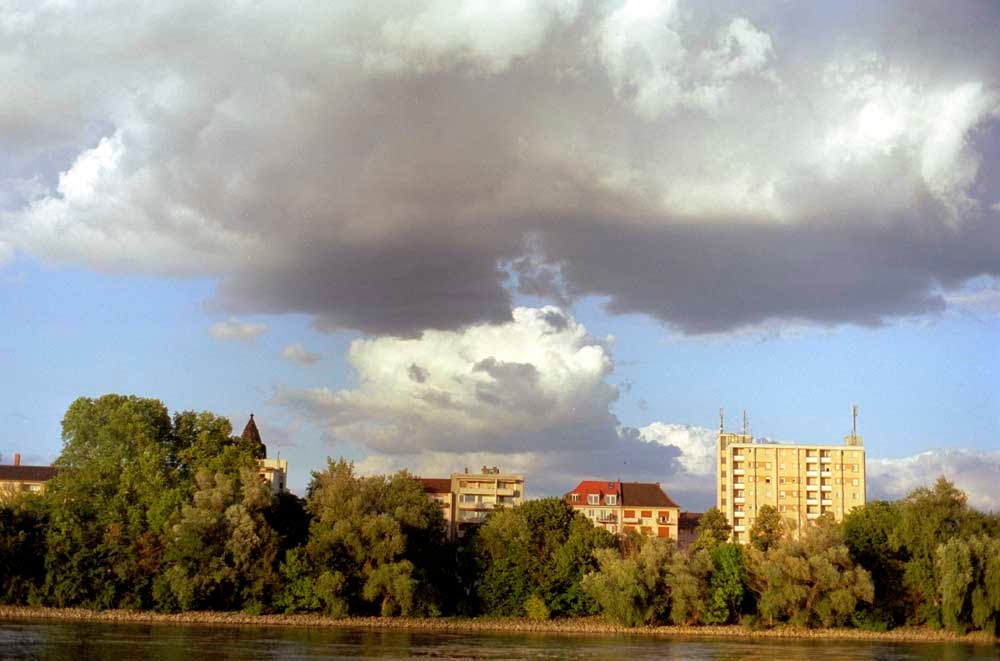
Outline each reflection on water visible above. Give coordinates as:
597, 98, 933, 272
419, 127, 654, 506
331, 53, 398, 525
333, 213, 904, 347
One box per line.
1, 620, 997, 660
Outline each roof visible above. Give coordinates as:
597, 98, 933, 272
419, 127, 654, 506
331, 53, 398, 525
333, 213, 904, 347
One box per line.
565, 480, 621, 501
620, 482, 679, 508
241, 414, 266, 459
679, 511, 703, 531
419, 478, 452, 494
0, 465, 58, 482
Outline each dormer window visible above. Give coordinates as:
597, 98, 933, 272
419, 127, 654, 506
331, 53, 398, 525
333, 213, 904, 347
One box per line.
587, 494, 599, 505
605, 494, 617, 505
570, 493, 580, 502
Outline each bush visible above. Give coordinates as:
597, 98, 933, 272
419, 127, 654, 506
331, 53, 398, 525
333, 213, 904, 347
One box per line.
524, 594, 550, 620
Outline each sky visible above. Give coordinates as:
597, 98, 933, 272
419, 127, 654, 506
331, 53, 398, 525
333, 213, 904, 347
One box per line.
1, 0, 998, 511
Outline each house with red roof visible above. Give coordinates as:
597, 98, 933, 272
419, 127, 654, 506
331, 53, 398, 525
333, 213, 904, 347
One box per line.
565, 480, 680, 540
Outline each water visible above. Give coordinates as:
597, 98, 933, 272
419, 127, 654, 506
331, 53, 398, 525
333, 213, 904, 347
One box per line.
1, 619, 997, 660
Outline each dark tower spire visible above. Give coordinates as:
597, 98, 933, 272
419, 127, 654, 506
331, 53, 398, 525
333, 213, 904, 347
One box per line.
242, 413, 266, 459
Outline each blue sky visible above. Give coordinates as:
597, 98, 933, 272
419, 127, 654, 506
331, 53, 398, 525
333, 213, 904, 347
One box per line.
1, 1, 999, 510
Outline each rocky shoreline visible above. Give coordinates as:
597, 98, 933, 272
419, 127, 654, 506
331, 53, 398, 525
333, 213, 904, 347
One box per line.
0, 606, 997, 645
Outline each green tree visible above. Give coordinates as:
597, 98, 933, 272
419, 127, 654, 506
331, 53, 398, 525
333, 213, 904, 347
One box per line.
296, 459, 448, 616
748, 519, 874, 628
160, 467, 280, 612
473, 498, 614, 617
936, 535, 1000, 635
43, 395, 184, 608
891, 477, 984, 627
749, 505, 785, 552
582, 536, 674, 626
842, 500, 907, 629
0, 497, 48, 604
692, 507, 731, 551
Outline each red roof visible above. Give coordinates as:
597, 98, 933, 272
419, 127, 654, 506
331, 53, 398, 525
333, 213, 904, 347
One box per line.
418, 477, 451, 494
565, 480, 621, 504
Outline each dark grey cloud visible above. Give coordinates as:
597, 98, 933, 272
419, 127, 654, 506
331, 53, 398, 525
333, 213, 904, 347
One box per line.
2, 1, 999, 336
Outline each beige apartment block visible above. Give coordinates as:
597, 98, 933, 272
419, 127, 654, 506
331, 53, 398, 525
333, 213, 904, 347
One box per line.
717, 414, 866, 544
421, 467, 524, 540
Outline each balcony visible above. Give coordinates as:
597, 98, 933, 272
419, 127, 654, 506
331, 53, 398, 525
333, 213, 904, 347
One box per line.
596, 515, 618, 524
821, 485, 833, 492
733, 497, 745, 504
805, 484, 819, 490
733, 469, 745, 476
806, 513, 820, 520
804, 456, 819, 463
821, 499, 833, 506
806, 470, 819, 477
820, 457, 832, 463
733, 525, 746, 532
805, 498, 819, 505
733, 482, 745, 490
732, 454, 745, 461
733, 511, 746, 518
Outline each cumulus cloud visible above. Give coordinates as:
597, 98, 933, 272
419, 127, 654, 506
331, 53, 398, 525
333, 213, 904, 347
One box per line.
276, 306, 729, 502
281, 343, 321, 366
868, 449, 1000, 512
209, 318, 269, 343
1, 1, 999, 336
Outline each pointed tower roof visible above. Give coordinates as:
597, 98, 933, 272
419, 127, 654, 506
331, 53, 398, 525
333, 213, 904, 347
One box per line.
242, 413, 266, 459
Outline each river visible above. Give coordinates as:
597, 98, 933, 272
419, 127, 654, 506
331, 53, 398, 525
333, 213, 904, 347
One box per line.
1, 619, 997, 660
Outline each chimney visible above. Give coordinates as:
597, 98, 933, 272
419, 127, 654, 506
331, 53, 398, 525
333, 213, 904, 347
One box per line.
14, 453, 20, 467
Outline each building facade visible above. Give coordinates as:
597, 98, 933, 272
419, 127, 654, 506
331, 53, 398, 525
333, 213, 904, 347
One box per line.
565, 481, 681, 540
242, 415, 289, 494
420, 467, 524, 540
717, 414, 866, 543
0, 454, 57, 501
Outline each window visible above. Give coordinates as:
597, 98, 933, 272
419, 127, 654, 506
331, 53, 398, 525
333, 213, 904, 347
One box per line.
605, 494, 617, 505
766, 462, 772, 469
853, 464, 859, 472
570, 493, 579, 502
779, 463, 785, 470
852, 493, 858, 500
779, 505, 786, 512
852, 478, 860, 487
624, 510, 635, 518
641, 510, 652, 518
720, 470, 727, 478
587, 494, 599, 505
779, 491, 786, 498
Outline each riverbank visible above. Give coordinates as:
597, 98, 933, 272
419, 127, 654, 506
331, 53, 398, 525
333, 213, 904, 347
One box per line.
1, 606, 996, 645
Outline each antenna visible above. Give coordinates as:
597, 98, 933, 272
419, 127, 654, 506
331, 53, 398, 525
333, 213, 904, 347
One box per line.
742, 410, 748, 436
719, 408, 725, 433
852, 404, 858, 438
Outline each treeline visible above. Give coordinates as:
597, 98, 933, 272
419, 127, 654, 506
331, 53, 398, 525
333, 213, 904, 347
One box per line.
1, 395, 998, 636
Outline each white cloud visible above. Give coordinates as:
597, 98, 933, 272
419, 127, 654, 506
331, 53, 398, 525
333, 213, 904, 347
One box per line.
868, 449, 1000, 512
596, 2, 774, 118
278, 306, 617, 453
1, 1, 998, 336
373, 0, 580, 73
281, 343, 321, 366
637, 422, 717, 476
209, 318, 269, 343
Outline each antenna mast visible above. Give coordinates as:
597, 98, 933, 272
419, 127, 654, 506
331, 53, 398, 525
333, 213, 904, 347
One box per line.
720, 408, 725, 433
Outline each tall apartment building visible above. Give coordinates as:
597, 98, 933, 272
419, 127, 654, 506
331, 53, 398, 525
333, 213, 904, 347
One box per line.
420, 467, 524, 539
717, 410, 866, 543
564, 480, 680, 540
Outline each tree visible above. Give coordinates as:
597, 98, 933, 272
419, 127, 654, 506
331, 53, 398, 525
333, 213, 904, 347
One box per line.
473, 498, 615, 617
747, 519, 874, 628
936, 535, 1000, 635
842, 500, 907, 629
749, 505, 785, 552
891, 477, 983, 627
692, 507, 731, 551
294, 459, 449, 616
0, 497, 48, 604
43, 395, 183, 608
160, 467, 280, 612
582, 536, 674, 626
